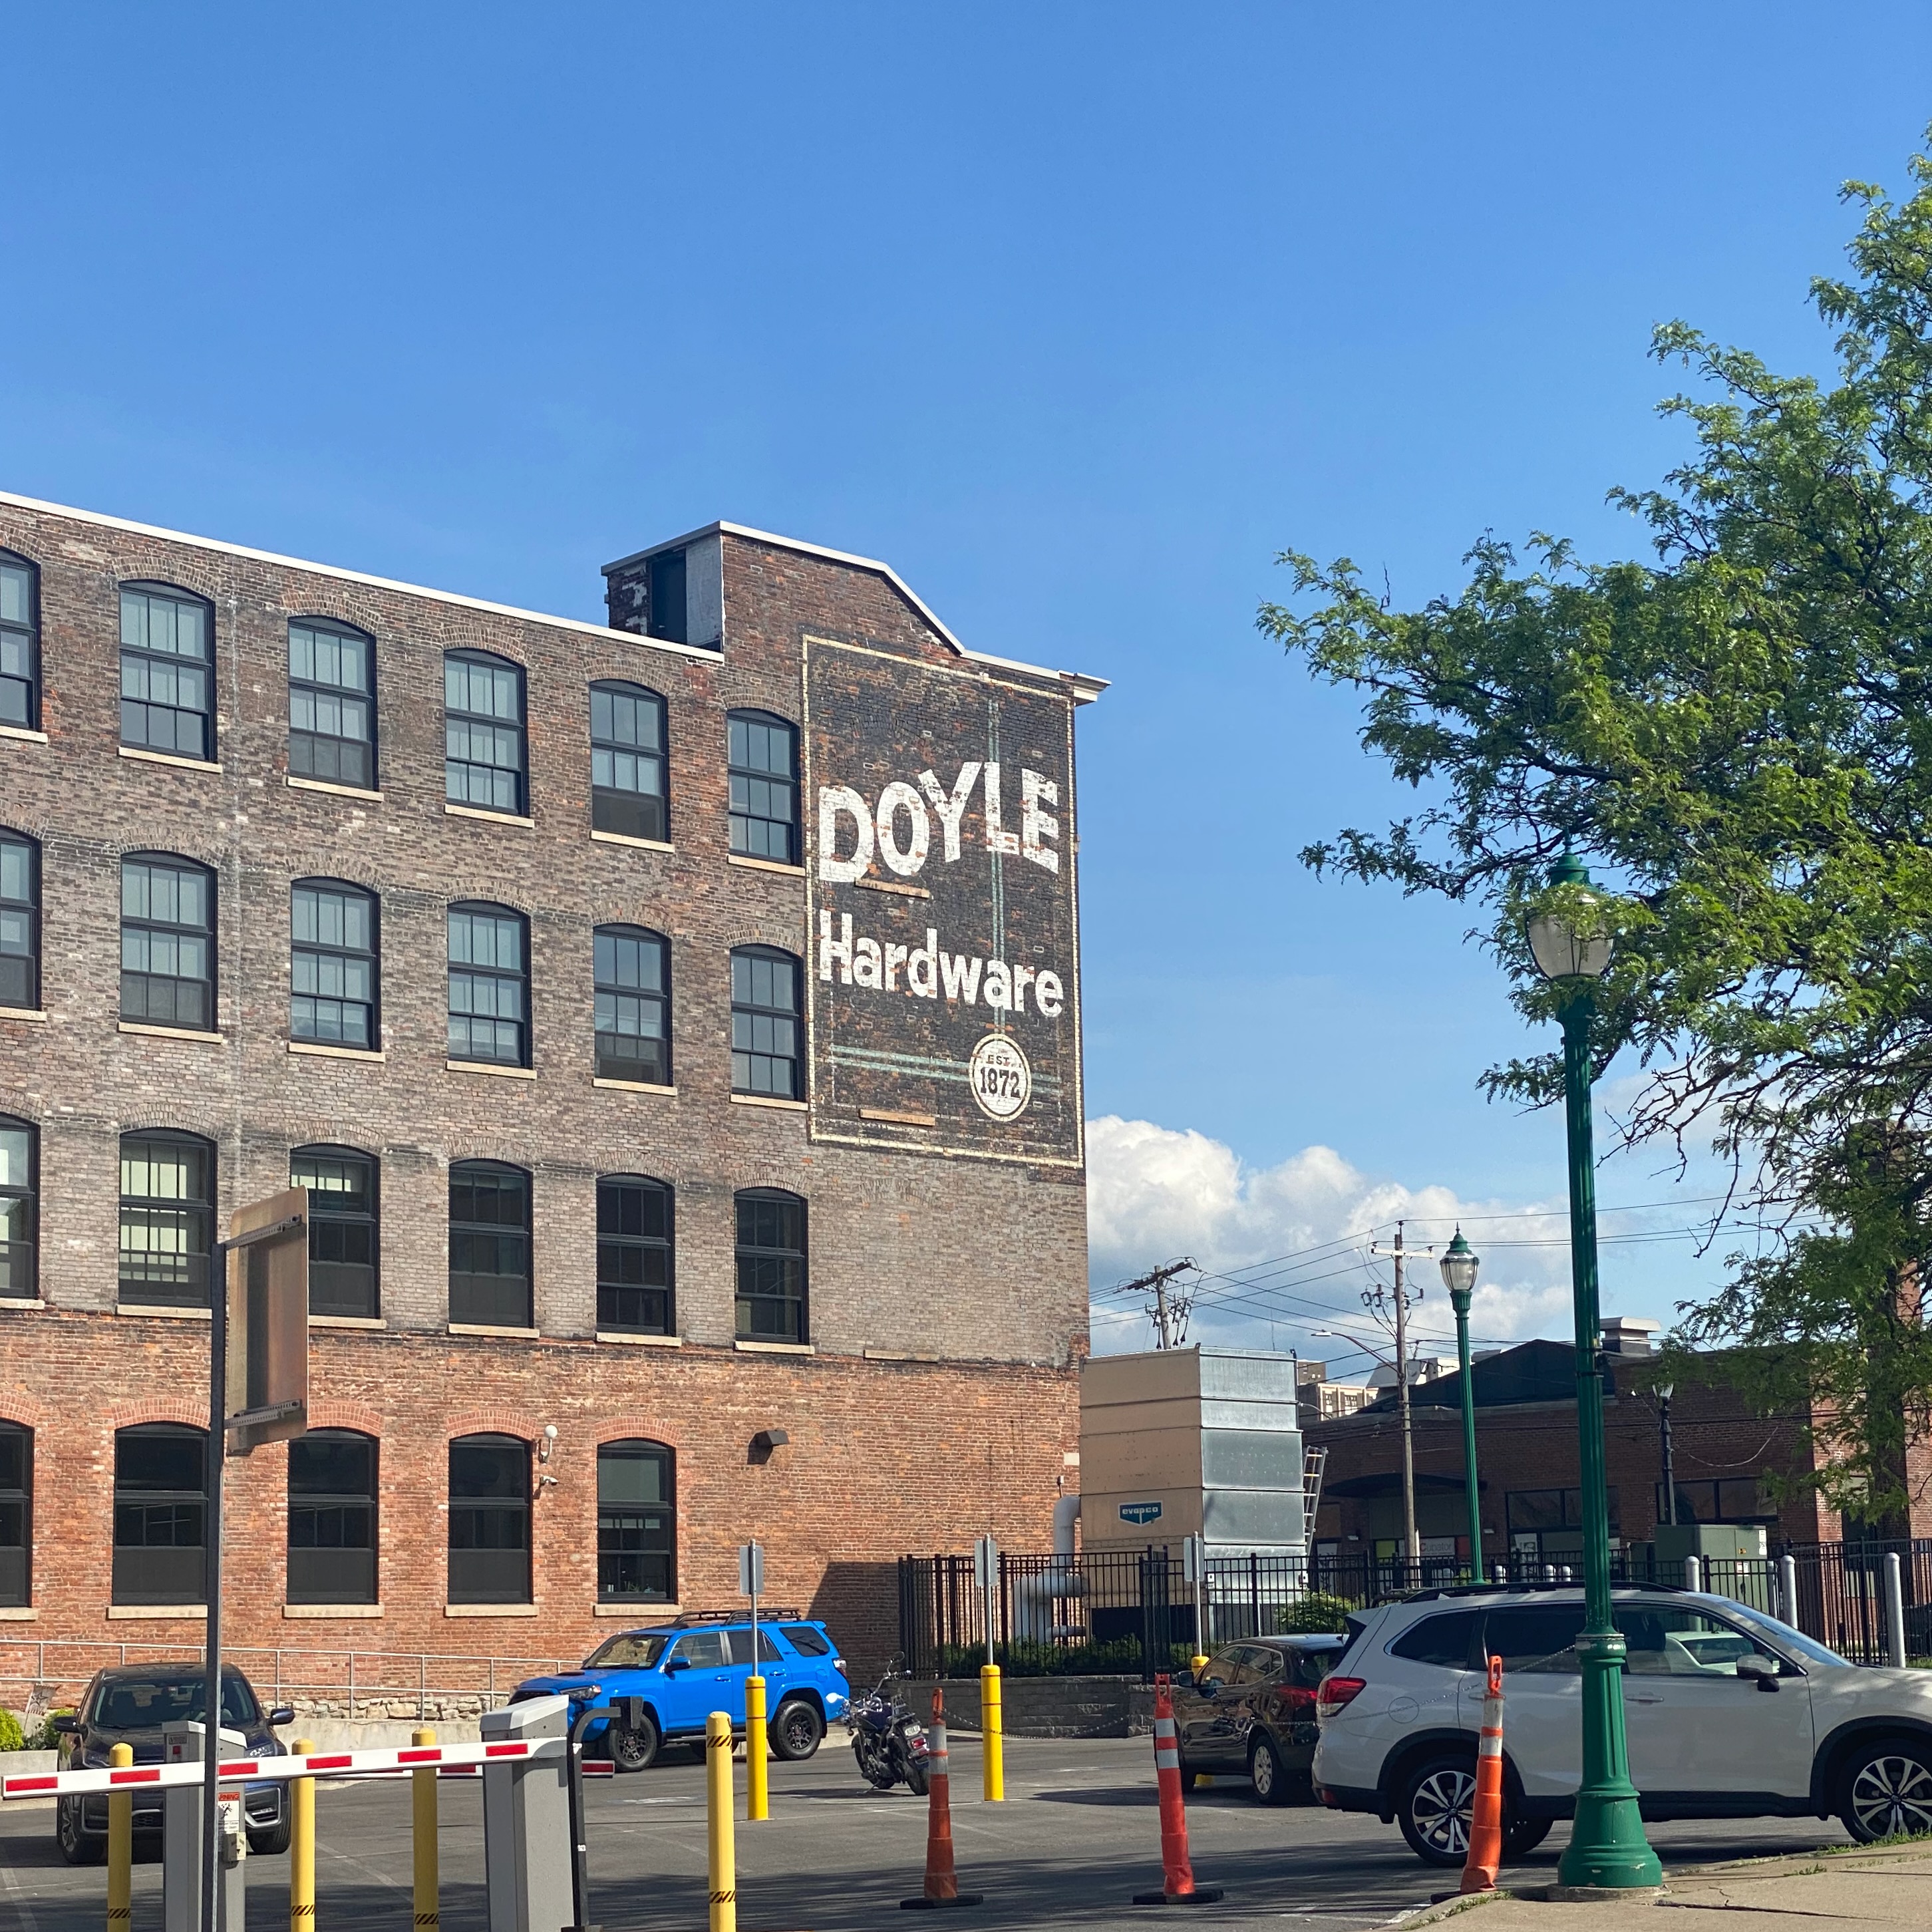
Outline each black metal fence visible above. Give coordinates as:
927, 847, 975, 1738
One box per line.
897, 1537, 1932, 1679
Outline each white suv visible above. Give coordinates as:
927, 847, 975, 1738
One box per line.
1311, 1583, 1932, 1865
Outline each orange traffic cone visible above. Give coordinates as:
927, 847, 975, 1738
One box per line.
1131, 1674, 1225, 1906
1460, 1654, 1506, 1893
901, 1688, 983, 1909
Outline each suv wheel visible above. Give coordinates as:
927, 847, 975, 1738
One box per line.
1396, 1754, 1476, 1867
249, 1820, 293, 1857
1248, 1732, 1290, 1806
608, 1710, 661, 1772
1841, 1735, 1932, 1842
57, 1796, 104, 1867
771, 1696, 824, 1762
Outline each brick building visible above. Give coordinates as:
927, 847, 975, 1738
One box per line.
0, 489, 1101, 1696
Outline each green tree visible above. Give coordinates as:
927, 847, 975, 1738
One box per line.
1259, 136, 1932, 1526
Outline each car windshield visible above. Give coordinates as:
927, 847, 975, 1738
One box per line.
585, 1633, 669, 1669
1716, 1601, 1852, 1670
94, 1674, 259, 1730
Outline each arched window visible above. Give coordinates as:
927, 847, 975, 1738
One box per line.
448, 1434, 530, 1604
444, 651, 527, 816
735, 1188, 807, 1343
291, 1146, 378, 1320
449, 1160, 532, 1328
730, 946, 801, 1098
119, 1130, 215, 1309
291, 879, 379, 1050
0, 1115, 37, 1301
0, 550, 38, 730
597, 1440, 674, 1603
0, 1421, 29, 1607
448, 902, 528, 1068
289, 617, 377, 790
596, 1176, 673, 1335
113, 1422, 207, 1605
726, 711, 798, 863
593, 925, 669, 1086
0, 831, 40, 1012
120, 582, 214, 761
589, 682, 667, 842
288, 1429, 377, 1605
121, 853, 216, 1031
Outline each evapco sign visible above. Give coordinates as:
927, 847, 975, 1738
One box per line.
804, 634, 1083, 1166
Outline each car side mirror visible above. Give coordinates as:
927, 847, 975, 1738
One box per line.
53, 1714, 80, 1735
1736, 1656, 1781, 1692
665, 1656, 689, 1673
268, 1706, 296, 1727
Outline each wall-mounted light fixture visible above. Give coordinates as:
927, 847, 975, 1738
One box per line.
748, 1427, 790, 1466
539, 1424, 558, 1464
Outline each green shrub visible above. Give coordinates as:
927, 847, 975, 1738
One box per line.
1277, 1592, 1357, 1636
0, 1709, 23, 1752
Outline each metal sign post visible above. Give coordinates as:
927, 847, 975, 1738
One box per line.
1182, 1535, 1206, 1657
738, 1540, 765, 1656
203, 1189, 308, 1932
973, 1535, 999, 1668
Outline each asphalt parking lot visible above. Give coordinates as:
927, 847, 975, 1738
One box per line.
0, 1734, 1855, 1932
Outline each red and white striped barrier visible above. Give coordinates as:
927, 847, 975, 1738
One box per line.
1, 1735, 613, 1802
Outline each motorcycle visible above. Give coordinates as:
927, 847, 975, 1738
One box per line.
846, 1661, 931, 1795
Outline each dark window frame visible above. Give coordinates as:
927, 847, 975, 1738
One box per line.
120, 852, 217, 1033
288, 615, 378, 791
0, 1114, 37, 1303
593, 924, 671, 1086
730, 945, 802, 1098
647, 548, 688, 644
119, 581, 215, 762
734, 1187, 808, 1344
448, 901, 530, 1068
726, 711, 799, 864
291, 878, 379, 1051
287, 1428, 379, 1605
444, 649, 528, 817
0, 830, 39, 1013
118, 1129, 216, 1309
595, 1174, 674, 1336
291, 1144, 379, 1321
0, 549, 39, 732
0, 1420, 29, 1608
448, 1158, 532, 1329
112, 1422, 208, 1605
589, 681, 669, 842
448, 1433, 531, 1605
596, 1438, 675, 1603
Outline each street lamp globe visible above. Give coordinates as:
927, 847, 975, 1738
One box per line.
1526, 851, 1616, 984
1438, 1228, 1480, 1304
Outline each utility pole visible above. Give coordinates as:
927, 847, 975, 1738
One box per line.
1367, 1223, 1422, 1578
1114, 1258, 1198, 1350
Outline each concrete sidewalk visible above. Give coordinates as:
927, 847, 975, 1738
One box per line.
1413, 1841, 1932, 1926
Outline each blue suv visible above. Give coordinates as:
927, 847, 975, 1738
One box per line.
512, 1613, 849, 1770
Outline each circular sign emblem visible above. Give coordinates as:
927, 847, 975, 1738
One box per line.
969, 1033, 1032, 1122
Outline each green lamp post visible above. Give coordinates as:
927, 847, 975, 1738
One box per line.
1438, 1230, 1484, 1581
1525, 851, 1662, 1891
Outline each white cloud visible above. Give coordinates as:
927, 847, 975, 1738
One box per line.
1084, 1114, 1649, 1366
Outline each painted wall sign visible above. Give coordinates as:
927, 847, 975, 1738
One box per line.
1118, 1501, 1164, 1526
804, 635, 1083, 1166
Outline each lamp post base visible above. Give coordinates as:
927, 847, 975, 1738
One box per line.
1556, 1788, 1665, 1891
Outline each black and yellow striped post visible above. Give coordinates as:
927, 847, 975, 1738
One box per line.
290, 1737, 317, 1932
412, 1726, 440, 1932
707, 1710, 736, 1932
106, 1742, 133, 1932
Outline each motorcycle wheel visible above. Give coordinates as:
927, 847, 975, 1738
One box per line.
855, 1738, 898, 1790
903, 1758, 929, 1798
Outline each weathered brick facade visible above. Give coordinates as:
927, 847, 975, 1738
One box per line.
0, 492, 1096, 1694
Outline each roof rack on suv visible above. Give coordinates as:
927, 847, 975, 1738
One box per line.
1395, 1580, 1692, 1603
668, 1608, 804, 1626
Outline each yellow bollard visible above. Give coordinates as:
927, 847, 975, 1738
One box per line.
706, 1710, 736, 1932
291, 1738, 317, 1932
107, 1742, 133, 1932
412, 1726, 439, 1932
744, 1676, 768, 1822
980, 1664, 1004, 1802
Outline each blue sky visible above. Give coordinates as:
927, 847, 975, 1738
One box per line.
5, 3, 1927, 1366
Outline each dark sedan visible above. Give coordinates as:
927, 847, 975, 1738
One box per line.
52, 1664, 296, 1863
1172, 1635, 1346, 1803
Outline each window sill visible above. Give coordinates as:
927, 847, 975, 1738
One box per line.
593, 1077, 677, 1095
444, 803, 534, 829
283, 1603, 383, 1619
0, 724, 48, 745
117, 1302, 211, 1320
287, 775, 383, 802
735, 1339, 814, 1355
119, 746, 222, 774
120, 1022, 224, 1044
289, 1040, 386, 1062
727, 854, 806, 878
595, 1601, 680, 1619
445, 1603, 539, 1618
0, 1007, 47, 1023
864, 1348, 941, 1362
591, 830, 675, 854
596, 1330, 682, 1347
310, 1314, 386, 1330
730, 1092, 807, 1112
447, 1058, 537, 1079
0, 1605, 38, 1620
0, 1295, 44, 1311
447, 1322, 539, 1339
855, 876, 933, 900
107, 1604, 207, 1621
